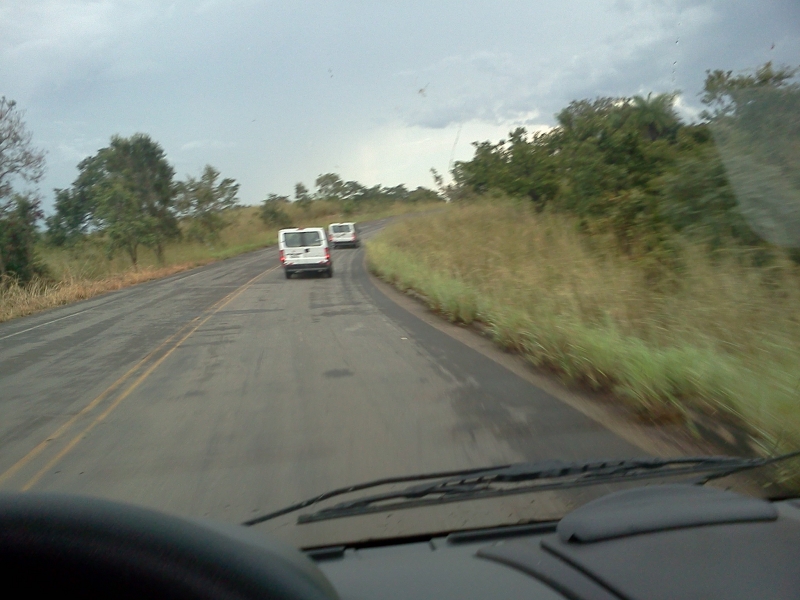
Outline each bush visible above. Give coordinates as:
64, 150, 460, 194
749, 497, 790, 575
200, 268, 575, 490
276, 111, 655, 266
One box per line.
259, 197, 293, 228
0, 195, 48, 284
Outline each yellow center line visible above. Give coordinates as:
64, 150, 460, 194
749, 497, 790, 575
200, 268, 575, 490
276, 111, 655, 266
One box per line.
0, 264, 276, 490
0, 327, 185, 487
0, 283, 242, 487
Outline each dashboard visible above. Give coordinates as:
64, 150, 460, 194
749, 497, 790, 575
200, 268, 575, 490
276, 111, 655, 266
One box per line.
314, 485, 800, 599
2, 484, 799, 600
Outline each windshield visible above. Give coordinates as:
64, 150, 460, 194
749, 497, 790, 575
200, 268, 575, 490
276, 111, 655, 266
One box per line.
283, 231, 323, 247
0, 1, 797, 550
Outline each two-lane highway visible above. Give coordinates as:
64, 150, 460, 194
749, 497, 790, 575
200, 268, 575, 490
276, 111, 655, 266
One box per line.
0, 218, 644, 543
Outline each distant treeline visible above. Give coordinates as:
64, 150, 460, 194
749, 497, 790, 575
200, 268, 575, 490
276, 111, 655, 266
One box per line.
0, 104, 441, 281
258, 173, 441, 227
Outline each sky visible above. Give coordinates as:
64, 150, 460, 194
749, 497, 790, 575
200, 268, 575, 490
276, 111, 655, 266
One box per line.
1, 0, 798, 212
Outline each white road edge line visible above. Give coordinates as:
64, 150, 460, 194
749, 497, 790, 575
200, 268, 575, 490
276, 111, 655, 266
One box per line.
0, 309, 92, 341
0, 248, 278, 342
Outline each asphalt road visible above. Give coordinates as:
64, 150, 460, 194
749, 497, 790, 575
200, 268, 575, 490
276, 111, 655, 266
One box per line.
0, 218, 645, 545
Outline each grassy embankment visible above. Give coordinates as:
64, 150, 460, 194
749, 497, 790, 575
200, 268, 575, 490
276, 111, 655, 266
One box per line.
367, 199, 800, 463
0, 201, 437, 323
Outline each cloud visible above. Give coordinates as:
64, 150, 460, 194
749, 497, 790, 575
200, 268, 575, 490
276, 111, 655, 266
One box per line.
393, 52, 540, 129
316, 119, 553, 191
0, 1, 162, 97
180, 140, 237, 152
673, 94, 702, 123
387, 0, 793, 132
0, 0, 263, 98
55, 138, 102, 165
3, 0, 797, 211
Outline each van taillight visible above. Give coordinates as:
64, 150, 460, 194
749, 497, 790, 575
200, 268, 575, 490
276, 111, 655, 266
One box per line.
325, 247, 331, 262
279, 249, 285, 263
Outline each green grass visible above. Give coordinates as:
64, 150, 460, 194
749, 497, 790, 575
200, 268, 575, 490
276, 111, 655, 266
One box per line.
367, 198, 800, 463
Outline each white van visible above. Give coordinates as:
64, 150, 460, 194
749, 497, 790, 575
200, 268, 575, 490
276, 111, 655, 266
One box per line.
278, 227, 333, 278
327, 222, 360, 248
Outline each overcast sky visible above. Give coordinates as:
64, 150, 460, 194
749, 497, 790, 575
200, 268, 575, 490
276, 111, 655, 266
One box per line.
1, 0, 798, 211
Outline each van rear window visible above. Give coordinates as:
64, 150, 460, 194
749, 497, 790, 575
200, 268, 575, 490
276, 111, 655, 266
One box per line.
332, 224, 352, 233
283, 231, 322, 247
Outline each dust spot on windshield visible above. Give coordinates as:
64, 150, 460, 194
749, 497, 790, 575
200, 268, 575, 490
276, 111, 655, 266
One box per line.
324, 368, 354, 378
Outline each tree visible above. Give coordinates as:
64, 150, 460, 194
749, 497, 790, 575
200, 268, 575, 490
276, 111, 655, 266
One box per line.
104, 134, 178, 261
701, 62, 800, 248
446, 62, 800, 257
656, 146, 763, 248
53, 133, 178, 265
700, 62, 798, 120
45, 155, 107, 246
177, 165, 239, 242
294, 182, 311, 209
632, 93, 680, 142
0, 194, 45, 282
93, 179, 157, 267
407, 187, 441, 203
314, 173, 344, 200
453, 127, 563, 208
453, 94, 682, 230
0, 97, 47, 282
259, 193, 292, 227
46, 189, 90, 246
265, 193, 290, 204
313, 173, 366, 203
340, 180, 366, 202
0, 97, 46, 201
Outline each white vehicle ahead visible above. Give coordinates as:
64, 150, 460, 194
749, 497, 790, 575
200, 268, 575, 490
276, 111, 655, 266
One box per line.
327, 222, 360, 248
278, 227, 333, 279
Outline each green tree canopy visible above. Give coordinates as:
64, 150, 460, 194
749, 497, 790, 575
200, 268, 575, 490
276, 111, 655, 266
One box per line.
0, 194, 45, 282
177, 165, 239, 242
49, 133, 178, 265
294, 182, 311, 209
450, 63, 800, 256
0, 97, 46, 200
703, 62, 800, 248
0, 97, 47, 282
259, 193, 292, 227
93, 179, 158, 267
45, 152, 107, 245
314, 173, 345, 200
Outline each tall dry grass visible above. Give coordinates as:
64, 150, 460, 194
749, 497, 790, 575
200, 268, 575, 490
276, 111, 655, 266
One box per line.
367, 199, 800, 457
0, 265, 214, 322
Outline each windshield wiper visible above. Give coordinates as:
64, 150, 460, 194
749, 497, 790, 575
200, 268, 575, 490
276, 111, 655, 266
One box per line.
242, 451, 800, 526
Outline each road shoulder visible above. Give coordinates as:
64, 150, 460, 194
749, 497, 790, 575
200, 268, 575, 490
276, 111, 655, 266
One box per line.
364, 260, 712, 460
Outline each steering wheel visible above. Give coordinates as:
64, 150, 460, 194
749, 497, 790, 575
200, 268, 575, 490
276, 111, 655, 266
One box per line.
0, 492, 339, 600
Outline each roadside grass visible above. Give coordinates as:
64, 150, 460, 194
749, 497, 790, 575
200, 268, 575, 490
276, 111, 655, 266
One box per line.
366, 199, 800, 463
1, 201, 441, 323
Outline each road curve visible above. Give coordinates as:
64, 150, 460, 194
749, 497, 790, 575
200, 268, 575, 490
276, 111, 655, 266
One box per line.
0, 217, 643, 543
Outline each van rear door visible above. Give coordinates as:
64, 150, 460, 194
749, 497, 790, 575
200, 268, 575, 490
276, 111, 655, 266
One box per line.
330, 223, 354, 244
282, 230, 326, 266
